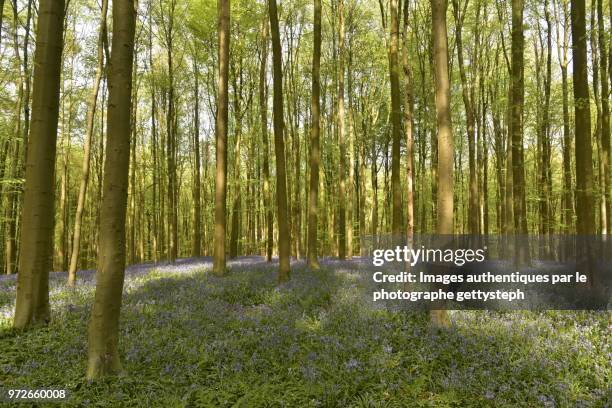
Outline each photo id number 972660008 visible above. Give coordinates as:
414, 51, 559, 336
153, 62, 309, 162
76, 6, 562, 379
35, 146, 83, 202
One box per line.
0, 388, 69, 402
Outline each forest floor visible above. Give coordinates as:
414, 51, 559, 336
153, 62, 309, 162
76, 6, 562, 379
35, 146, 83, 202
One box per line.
0, 256, 610, 407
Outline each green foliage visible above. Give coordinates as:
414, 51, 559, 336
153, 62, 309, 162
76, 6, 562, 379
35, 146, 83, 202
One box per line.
0, 263, 609, 407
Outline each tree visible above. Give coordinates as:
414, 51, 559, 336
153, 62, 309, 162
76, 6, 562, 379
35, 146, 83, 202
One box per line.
193, 55, 202, 257
13, 0, 65, 329
571, 0, 594, 235
554, 0, 574, 233
214, 0, 230, 276
307, 0, 322, 270
431, 0, 452, 327
268, 0, 291, 282
597, 0, 610, 231
87, 0, 137, 379
432, 0, 453, 236
536, 0, 552, 235
389, 0, 402, 236
160, 0, 179, 263
511, 0, 527, 235
228, 63, 244, 260
452, 0, 479, 234
259, 20, 273, 262
402, 0, 415, 243
338, 0, 347, 259
148, 1, 160, 261
68, 0, 109, 286
4, 0, 33, 277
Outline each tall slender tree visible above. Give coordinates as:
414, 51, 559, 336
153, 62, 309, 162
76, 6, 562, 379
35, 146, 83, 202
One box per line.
214, 0, 230, 276
13, 0, 65, 329
597, 0, 610, 231
268, 0, 291, 282
338, 0, 347, 259
389, 0, 402, 236
571, 0, 595, 235
511, 0, 527, 235
431, 0, 452, 327
307, 0, 322, 270
68, 0, 109, 286
259, 20, 273, 262
554, 0, 574, 232
148, 2, 159, 261
161, 0, 178, 262
87, 0, 137, 379
402, 0, 415, 242
193, 56, 202, 257
452, 0, 479, 234
540, 1, 553, 234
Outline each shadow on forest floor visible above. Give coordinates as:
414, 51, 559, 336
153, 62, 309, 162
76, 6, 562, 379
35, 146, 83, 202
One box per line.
0, 256, 610, 407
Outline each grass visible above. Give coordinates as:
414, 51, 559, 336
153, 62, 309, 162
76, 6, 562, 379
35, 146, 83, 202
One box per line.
0, 258, 610, 407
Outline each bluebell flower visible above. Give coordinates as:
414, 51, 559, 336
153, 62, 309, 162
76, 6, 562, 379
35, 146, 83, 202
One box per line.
345, 358, 360, 370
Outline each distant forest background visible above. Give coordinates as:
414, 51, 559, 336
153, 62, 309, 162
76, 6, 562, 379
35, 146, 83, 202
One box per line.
0, 0, 609, 279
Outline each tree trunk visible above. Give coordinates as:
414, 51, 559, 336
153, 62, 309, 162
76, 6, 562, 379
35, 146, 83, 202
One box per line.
542, 2, 553, 234
571, 0, 595, 235
597, 0, 610, 231
389, 0, 402, 236
192, 59, 202, 257
561, 64, 573, 232
452, 0, 478, 234
165, 5, 178, 263
4, 0, 31, 276
213, 0, 230, 275
491, 82, 505, 233
347, 32, 355, 258
259, 20, 273, 262
307, 0, 321, 269
149, 5, 159, 261
268, 0, 291, 282
68, 0, 108, 285
229, 72, 242, 259
511, 0, 527, 235
13, 0, 65, 329
431, 0, 452, 327
337, 0, 347, 259
555, 0, 574, 233
129, 52, 138, 265
87, 0, 136, 379
402, 0, 414, 241
590, 0, 604, 234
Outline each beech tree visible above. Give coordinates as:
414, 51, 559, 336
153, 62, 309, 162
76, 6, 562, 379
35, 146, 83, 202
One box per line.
259, 20, 273, 262
403, 0, 415, 243
389, 0, 402, 237
511, 0, 527, 235
338, 0, 347, 259
13, 0, 65, 329
431, 0, 452, 327
68, 0, 109, 286
596, 0, 609, 231
87, 0, 137, 378
268, 0, 291, 282
213, 0, 230, 276
571, 0, 595, 235
307, 0, 322, 270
